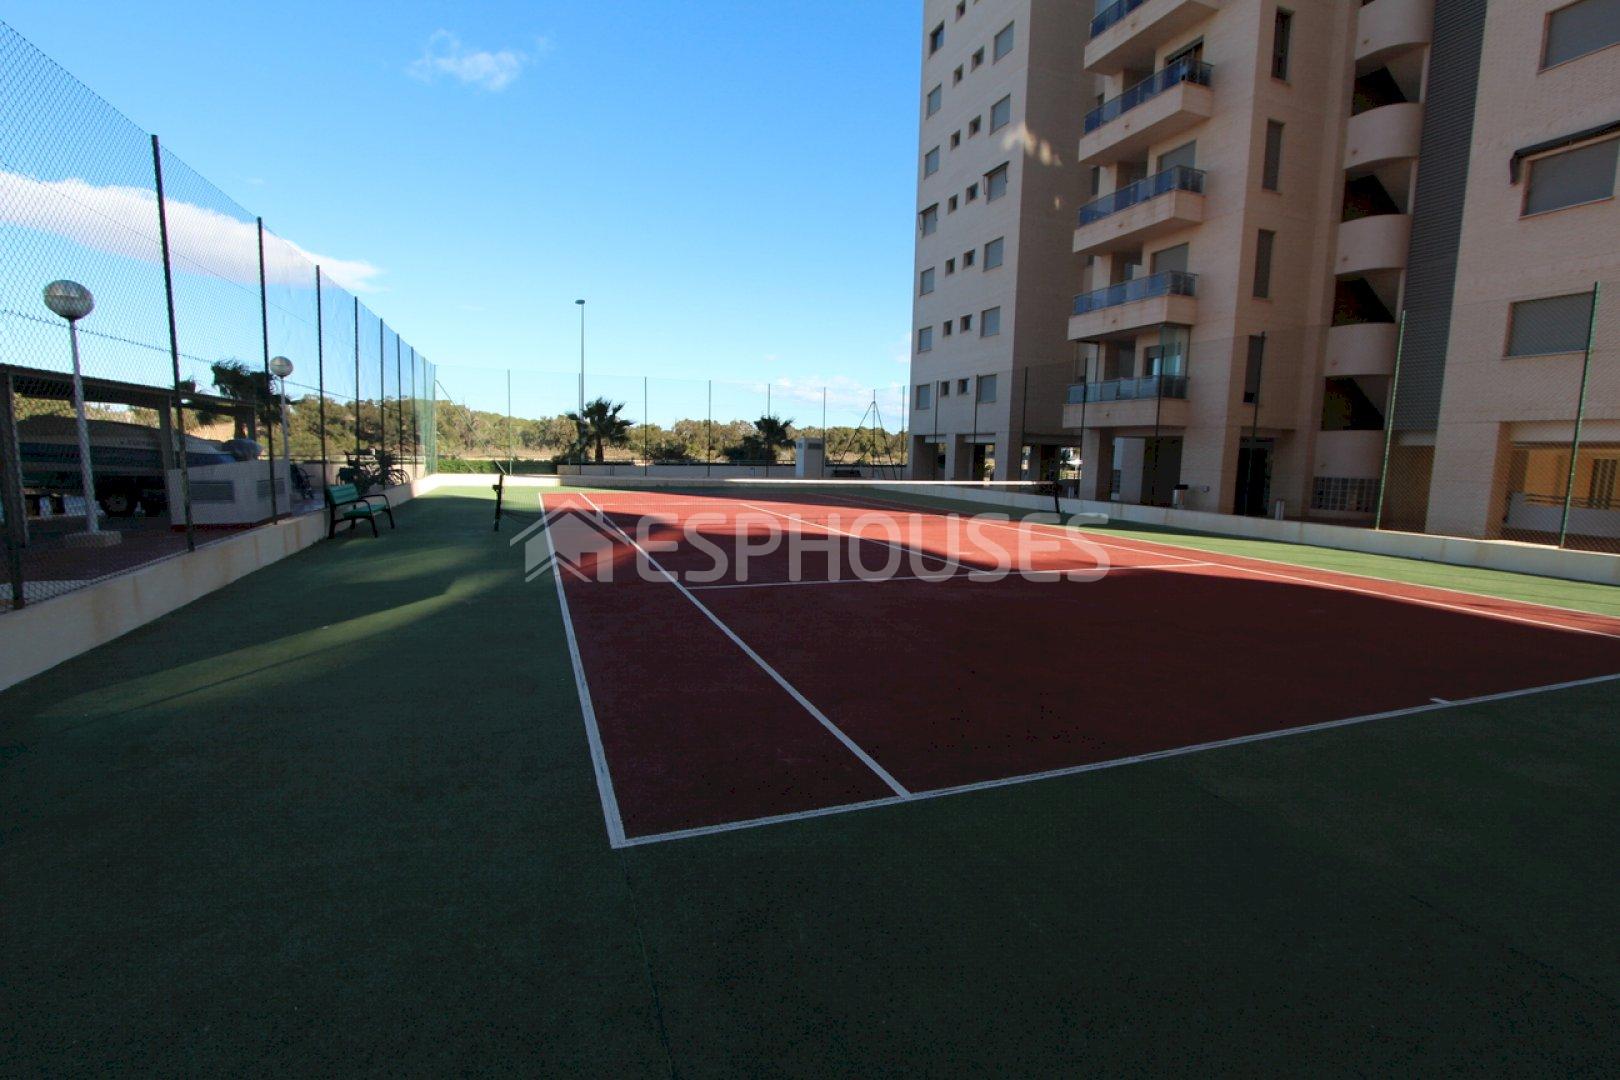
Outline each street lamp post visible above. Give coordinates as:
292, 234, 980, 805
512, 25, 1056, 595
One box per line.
42, 280, 117, 545
574, 299, 586, 417
269, 356, 295, 494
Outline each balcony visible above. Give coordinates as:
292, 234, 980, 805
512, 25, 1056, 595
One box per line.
1074, 166, 1205, 255
1325, 321, 1399, 377
1356, 0, 1432, 65
1078, 61, 1213, 166
1067, 374, 1188, 404
1086, 0, 1221, 74
1069, 270, 1198, 340
1335, 213, 1410, 276
1062, 376, 1190, 430
1343, 101, 1422, 170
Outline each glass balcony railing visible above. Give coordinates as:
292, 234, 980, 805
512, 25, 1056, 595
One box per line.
1067, 375, 1189, 404
1072, 269, 1197, 315
1084, 59, 1213, 134
1078, 166, 1205, 227
1090, 0, 1149, 39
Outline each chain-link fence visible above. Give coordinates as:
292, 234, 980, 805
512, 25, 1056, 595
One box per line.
0, 22, 436, 609
433, 365, 910, 479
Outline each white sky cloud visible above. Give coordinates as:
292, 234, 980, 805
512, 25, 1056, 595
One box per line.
0, 169, 383, 293
408, 30, 531, 92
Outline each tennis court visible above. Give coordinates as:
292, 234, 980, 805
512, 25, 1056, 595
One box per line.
526, 480, 1620, 846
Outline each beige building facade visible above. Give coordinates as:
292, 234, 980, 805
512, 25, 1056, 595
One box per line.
910, 0, 1620, 544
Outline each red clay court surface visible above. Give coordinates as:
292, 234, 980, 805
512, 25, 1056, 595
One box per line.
534, 485, 1620, 847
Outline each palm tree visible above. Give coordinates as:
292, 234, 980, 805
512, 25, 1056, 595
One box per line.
209, 359, 283, 438
566, 397, 633, 463
752, 415, 795, 462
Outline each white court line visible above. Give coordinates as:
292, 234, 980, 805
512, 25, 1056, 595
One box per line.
574, 492, 912, 806
817, 491, 1620, 640
618, 670, 1620, 848
537, 492, 627, 848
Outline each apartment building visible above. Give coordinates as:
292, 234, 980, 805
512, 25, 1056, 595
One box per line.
914, 0, 1620, 541
908, 0, 1097, 481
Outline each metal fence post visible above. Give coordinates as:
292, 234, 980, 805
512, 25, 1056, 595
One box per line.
0, 372, 28, 609
255, 217, 278, 521
151, 135, 195, 551
352, 297, 361, 459
643, 376, 650, 475
706, 380, 713, 478
315, 265, 327, 491
409, 345, 419, 467
1373, 311, 1407, 531
378, 320, 387, 466
395, 335, 405, 465
1558, 282, 1601, 548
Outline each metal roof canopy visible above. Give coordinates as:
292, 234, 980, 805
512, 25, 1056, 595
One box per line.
0, 362, 254, 420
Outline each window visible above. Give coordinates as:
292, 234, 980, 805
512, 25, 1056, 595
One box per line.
920, 267, 935, 295
948, 195, 958, 213
990, 95, 1012, 133
984, 236, 1004, 269
915, 384, 932, 410
945, 257, 956, 275
1507, 292, 1595, 356
1243, 336, 1265, 404
1544, 0, 1620, 68
981, 307, 1001, 337
956, 1, 966, 19
950, 130, 961, 149
1523, 137, 1619, 215
918, 326, 934, 353
1272, 9, 1293, 80
965, 183, 979, 202
977, 373, 998, 402
939, 380, 951, 397
921, 204, 939, 236
1157, 140, 1197, 173
943, 320, 954, 337
1253, 229, 1275, 298
929, 23, 945, 55
968, 116, 982, 136
957, 378, 969, 394
963, 248, 976, 267
924, 146, 941, 177
1263, 121, 1284, 191
926, 85, 942, 117
993, 22, 1015, 62
1151, 243, 1189, 275
961, 314, 973, 332
953, 65, 964, 85
972, 47, 984, 70
986, 163, 1009, 201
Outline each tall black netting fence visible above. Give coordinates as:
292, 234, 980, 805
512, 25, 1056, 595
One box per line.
0, 20, 436, 611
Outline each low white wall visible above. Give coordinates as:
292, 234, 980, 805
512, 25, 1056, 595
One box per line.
0, 477, 431, 692
872, 485, 1620, 587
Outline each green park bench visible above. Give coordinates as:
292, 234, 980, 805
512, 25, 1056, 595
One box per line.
325, 483, 396, 539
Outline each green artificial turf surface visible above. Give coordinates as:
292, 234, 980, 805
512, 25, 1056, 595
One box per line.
3, 487, 1617, 1074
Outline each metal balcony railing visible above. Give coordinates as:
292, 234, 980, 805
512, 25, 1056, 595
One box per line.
1072, 269, 1197, 315
1078, 166, 1205, 226
1066, 374, 1189, 404
1090, 0, 1149, 38
1083, 59, 1213, 134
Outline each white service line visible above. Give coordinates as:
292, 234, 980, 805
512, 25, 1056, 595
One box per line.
819, 491, 1620, 640
537, 492, 627, 848
575, 492, 911, 803
618, 670, 1620, 848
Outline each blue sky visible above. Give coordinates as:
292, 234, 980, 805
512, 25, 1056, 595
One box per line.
3, 1, 921, 419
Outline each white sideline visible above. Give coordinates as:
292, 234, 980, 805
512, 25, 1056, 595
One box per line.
617, 670, 1620, 848
571, 492, 911, 806
818, 490, 1620, 640
537, 491, 627, 848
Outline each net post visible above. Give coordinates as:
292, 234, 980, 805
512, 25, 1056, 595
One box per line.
1557, 282, 1600, 548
